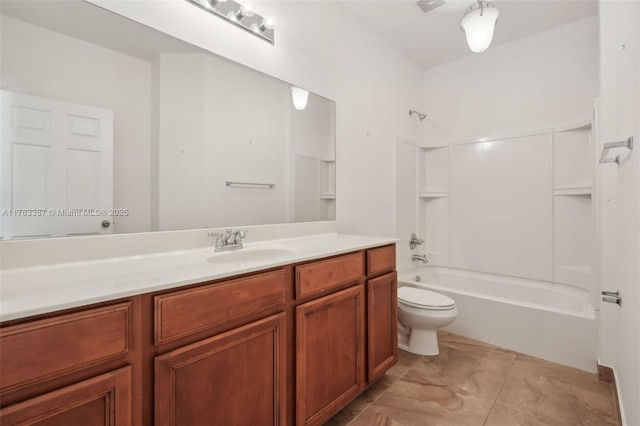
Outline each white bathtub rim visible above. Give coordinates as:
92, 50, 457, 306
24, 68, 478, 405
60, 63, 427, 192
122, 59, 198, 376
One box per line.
399, 266, 595, 320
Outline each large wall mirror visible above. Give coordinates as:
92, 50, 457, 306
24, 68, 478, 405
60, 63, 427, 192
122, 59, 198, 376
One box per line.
0, 0, 336, 240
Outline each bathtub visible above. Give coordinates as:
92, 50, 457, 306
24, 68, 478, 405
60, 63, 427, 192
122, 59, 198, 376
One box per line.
398, 266, 598, 372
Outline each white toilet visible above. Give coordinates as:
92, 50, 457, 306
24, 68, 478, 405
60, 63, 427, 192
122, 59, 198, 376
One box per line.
397, 286, 458, 356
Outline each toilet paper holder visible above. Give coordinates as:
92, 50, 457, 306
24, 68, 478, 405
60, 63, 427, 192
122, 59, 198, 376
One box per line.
601, 290, 621, 306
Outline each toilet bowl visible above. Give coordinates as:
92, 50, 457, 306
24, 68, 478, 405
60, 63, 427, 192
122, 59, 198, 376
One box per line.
397, 286, 458, 356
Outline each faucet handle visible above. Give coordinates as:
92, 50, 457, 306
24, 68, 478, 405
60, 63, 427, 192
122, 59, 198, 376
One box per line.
235, 230, 248, 244
208, 231, 226, 247
409, 233, 424, 250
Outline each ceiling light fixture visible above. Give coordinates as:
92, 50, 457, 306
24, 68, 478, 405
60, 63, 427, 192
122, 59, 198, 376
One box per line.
460, 1, 499, 53
290, 86, 309, 111
186, 0, 275, 44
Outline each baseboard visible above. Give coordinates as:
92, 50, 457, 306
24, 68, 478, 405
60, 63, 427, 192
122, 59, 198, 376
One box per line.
598, 363, 623, 426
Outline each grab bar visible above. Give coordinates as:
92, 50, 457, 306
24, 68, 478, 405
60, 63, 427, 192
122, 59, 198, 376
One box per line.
225, 180, 275, 189
599, 136, 633, 164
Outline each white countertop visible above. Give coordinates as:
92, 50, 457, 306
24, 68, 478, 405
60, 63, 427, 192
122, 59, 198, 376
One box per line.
0, 233, 395, 322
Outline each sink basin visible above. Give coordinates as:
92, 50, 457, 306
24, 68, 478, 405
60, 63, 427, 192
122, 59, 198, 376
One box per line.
206, 247, 296, 264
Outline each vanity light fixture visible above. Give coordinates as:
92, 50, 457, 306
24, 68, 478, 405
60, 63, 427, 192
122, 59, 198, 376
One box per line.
186, 0, 275, 44
290, 86, 309, 110
460, 0, 499, 53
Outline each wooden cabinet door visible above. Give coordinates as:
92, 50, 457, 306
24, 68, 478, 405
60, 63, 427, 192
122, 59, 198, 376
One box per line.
155, 313, 286, 426
296, 285, 365, 426
367, 272, 398, 382
0, 366, 132, 425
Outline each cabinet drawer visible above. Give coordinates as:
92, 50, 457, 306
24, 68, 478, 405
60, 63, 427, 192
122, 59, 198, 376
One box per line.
0, 302, 132, 393
295, 252, 363, 299
154, 269, 286, 345
367, 244, 396, 277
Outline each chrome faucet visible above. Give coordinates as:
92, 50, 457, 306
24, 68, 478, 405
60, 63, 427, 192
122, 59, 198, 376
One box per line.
412, 254, 428, 264
212, 229, 247, 252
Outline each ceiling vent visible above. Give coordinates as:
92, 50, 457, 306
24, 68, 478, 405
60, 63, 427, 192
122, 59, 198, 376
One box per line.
413, 0, 445, 14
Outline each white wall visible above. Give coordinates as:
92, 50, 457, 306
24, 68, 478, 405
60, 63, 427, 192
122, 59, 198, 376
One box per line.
422, 16, 598, 143
411, 17, 599, 282
157, 53, 290, 229
598, 1, 640, 424
90, 0, 424, 238
0, 15, 153, 234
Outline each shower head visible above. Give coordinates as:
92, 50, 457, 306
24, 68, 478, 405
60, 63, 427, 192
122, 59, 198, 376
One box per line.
409, 110, 426, 121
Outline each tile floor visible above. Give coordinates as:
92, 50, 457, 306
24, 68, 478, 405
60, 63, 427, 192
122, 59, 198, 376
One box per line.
325, 332, 619, 426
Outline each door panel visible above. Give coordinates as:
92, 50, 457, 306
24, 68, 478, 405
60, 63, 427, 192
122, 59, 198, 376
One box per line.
0, 90, 113, 239
367, 272, 398, 381
0, 366, 132, 426
155, 313, 286, 426
296, 285, 365, 426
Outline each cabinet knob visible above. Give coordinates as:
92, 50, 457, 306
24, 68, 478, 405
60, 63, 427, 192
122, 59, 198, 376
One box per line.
101, 220, 111, 228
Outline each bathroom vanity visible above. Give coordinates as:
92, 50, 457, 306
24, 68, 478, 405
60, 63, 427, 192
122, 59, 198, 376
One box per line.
0, 237, 397, 426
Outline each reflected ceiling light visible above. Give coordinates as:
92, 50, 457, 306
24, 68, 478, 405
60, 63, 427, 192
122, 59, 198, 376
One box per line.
460, 1, 499, 53
186, 0, 275, 44
290, 86, 309, 110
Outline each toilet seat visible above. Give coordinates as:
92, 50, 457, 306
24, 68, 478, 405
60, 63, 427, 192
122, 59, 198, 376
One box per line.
398, 287, 456, 311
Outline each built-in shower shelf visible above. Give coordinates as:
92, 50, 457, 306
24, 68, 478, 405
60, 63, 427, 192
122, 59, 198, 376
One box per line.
419, 191, 449, 198
553, 186, 592, 196
419, 144, 448, 150
555, 265, 591, 273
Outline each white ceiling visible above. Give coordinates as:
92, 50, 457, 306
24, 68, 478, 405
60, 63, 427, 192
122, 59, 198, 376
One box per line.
340, 0, 598, 69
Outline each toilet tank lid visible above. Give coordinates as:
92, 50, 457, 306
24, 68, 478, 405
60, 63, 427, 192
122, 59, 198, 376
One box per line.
398, 286, 455, 309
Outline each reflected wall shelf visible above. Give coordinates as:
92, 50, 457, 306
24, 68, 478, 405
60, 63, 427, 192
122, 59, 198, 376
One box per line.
553, 186, 592, 196
419, 192, 449, 198
319, 159, 336, 220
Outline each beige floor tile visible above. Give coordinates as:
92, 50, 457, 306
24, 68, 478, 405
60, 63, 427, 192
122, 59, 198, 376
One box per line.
349, 407, 404, 426
484, 403, 552, 426
403, 337, 516, 405
322, 393, 371, 426
494, 355, 617, 425
513, 353, 614, 397
438, 332, 517, 356
371, 379, 491, 426
324, 333, 617, 426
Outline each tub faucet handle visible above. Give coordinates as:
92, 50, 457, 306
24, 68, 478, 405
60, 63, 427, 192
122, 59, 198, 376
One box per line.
409, 233, 424, 250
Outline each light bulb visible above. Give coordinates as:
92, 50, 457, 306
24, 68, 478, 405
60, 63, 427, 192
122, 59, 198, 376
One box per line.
204, 0, 226, 8
461, 3, 499, 53
242, 5, 255, 18
290, 86, 309, 111
229, 4, 255, 21
252, 18, 275, 33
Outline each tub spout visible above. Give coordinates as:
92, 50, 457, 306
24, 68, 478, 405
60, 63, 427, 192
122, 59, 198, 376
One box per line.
412, 254, 428, 264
